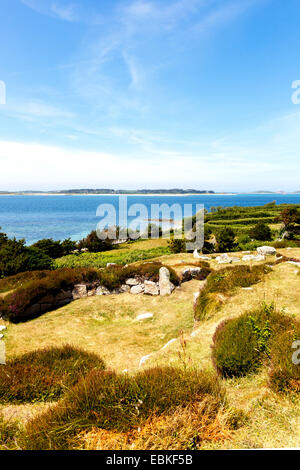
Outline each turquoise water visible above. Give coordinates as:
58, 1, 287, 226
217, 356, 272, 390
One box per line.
1, 194, 300, 245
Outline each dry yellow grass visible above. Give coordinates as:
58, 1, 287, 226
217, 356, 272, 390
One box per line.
1, 247, 300, 449
77, 398, 231, 450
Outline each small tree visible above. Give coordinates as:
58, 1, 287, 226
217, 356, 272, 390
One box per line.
31, 238, 64, 259
78, 230, 113, 253
216, 227, 237, 253
249, 222, 272, 241
276, 207, 300, 230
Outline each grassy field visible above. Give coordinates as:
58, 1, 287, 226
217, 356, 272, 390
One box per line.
1, 246, 299, 449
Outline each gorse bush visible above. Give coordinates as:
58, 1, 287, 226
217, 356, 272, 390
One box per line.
194, 264, 271, 321
18, 367, 223, 450
0, 345, 105, 404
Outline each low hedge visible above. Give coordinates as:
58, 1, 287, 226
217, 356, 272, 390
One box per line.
0, 345, 105, 404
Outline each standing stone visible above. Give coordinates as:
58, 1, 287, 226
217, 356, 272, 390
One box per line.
159, 267, 175, 296
144, 280, 159, 296
72, 284, 88, 300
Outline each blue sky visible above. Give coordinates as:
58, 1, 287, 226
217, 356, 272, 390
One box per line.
0, 0, 300, 191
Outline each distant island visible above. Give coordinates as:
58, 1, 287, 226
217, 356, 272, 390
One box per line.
0, 188, 217, 195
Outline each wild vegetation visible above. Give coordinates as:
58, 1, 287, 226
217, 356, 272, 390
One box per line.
1, 204, 300, 450
0, 345, 105, 404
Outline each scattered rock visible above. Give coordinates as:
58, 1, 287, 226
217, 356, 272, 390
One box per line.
216, 254, 232, 264
190, 267, 202, 276
257, 246, 276, 256
253, 255, 266, 262
242, 254, 255, 261
0, 334, 3, 339
0, 326, 6, 332
193, 292, 200, 305
120, 284, 130, 293
287, 261, 300, 268
72, 284, 88, 300
162, 338, 177, 350
87, 289, 96, 297
126, 278, 139, 286
144, 280, 159, 296
106, 263, 117, 268
193, 249, 201, 259
95, 286, 111, 296
242, 287, 253, 291
136, 313, 153, 321
159, 267, 175, 296
131, 284, 144, 295
139, 354, 152, 367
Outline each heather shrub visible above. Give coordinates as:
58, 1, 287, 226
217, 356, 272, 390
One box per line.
206, 265, 271, 294
0, 268, 101, 322
194, 265, 271, 321
211, 304, 297, 379
19, 367, 223, 450
0, 345, 105, 404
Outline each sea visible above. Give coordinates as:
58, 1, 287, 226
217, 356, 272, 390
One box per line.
1, 193, 300, 245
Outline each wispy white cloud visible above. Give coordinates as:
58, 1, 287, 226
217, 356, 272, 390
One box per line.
3, 100, 75, 123
51, 3, 77, 21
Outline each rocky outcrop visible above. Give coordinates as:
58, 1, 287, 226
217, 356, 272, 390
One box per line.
144, 280, 159, 296
72, 285, 88, 300
242, 254, 265, 262
159, 267, 175, 296
126, 278, 140, 286
257, 246, 276, 256
95, 286, 111, 296
131, 284, 145, 295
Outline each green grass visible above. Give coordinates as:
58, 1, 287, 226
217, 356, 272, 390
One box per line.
55, 246, 170, 269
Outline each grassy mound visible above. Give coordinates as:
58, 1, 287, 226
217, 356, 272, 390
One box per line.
0, 345, 105, 404
19, 367, 223, 450
194, 264, 271, 321
212, 303, 300, 383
